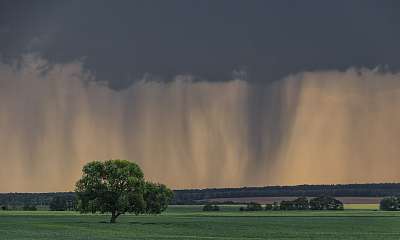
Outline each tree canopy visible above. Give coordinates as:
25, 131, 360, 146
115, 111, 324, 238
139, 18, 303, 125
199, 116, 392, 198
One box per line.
75, 159, 173, 223
144, 182, 174, 214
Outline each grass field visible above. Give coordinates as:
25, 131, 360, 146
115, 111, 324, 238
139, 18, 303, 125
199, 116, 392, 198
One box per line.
1, 205, 399, 240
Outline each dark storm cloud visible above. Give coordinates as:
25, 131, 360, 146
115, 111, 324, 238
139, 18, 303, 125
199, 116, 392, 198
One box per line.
1, 0, 400, 88
2, 1, 400, 192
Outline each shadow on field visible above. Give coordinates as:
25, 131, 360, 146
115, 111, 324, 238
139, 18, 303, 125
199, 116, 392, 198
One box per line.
97, 221, 169, 224
128, 221, 174, 226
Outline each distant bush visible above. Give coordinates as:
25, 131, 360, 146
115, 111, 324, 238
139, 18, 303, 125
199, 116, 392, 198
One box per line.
292, 197, 309, 210
280, 200, 295, 210
272, 202, 280, 210
22, 204, 37, 211
265, 197, 310, 211
309, 196, 343, 210
240, 202, 263, 211
264, 204, 273, 210
1, 205, 8, 211
380, 197, 399, 211
240, 197, 343, 211
203, 203, 220, 211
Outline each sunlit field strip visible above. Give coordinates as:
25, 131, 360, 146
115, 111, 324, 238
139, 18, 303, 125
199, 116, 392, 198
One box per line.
1, 206, 400, 240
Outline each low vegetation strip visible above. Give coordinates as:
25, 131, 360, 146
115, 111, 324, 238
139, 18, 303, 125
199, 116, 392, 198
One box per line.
206, 196, 343, 212
205, 196, 382, 204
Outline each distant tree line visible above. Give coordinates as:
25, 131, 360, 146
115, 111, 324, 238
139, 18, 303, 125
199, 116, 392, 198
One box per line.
49, 196, 76, 211
236, 196, 343, 211
2, 183, 400, 207
22, 203, 37, 211
173, 183, 400, 204
0, 192, 76, 211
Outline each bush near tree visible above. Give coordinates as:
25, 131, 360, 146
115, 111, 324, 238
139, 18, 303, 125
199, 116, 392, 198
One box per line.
144, 182, 174, 214
75, 159, 173, 223
380, 197, 400, 211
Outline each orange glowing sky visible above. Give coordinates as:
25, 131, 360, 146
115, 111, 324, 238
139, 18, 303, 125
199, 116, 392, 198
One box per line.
1, 56, 400, 192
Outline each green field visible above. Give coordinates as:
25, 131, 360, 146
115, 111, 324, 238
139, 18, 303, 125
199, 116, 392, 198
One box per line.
1, 205, 400, 240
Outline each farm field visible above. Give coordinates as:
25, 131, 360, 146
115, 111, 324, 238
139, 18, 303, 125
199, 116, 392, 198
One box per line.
1, 205, 400, 240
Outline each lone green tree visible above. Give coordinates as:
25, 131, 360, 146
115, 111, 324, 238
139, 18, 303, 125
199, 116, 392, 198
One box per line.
75, 160, 146, 223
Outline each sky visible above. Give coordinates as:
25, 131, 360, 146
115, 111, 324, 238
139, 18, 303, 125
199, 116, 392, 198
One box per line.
2, 1, 400, 192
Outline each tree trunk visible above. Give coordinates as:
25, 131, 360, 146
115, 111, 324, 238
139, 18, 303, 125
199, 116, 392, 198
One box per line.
110, 211, 118, 223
